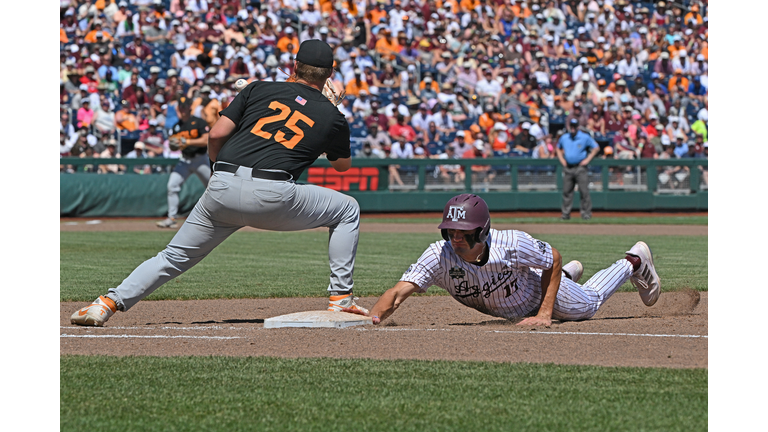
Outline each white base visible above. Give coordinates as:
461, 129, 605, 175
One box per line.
263, 310, 372, 329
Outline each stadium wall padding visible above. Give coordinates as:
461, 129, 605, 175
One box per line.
60, 173, 206, 217
60, 172, 707, 217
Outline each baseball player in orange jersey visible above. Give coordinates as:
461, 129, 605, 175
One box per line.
71, 40, 368, 327
345, 194, 661, 326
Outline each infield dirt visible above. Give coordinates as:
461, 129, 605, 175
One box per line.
60, 217, 707, 369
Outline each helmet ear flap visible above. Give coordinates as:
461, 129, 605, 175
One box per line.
441, 229, 450, 242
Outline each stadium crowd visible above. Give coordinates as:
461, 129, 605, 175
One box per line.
60, 0, 708, 178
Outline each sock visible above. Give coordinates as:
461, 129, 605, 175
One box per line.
625, 254, 641, 272
99, 296, 117, 313
329, 291, 352, 298
105, 293, 123, 311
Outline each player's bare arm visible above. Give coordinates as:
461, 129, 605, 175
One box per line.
517, 246, 563, 327
329, 156, 352, 172
343, 281, 421, 324
208, 116, 237, 162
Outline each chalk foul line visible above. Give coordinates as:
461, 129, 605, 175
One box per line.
60, 334, 242, 340
488, 330, 707, 338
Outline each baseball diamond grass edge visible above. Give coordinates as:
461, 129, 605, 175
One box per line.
60, 356, 707, 432
60, 231, 707, 302
362, 215, 708, 225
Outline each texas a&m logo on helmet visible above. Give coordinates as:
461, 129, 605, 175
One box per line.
446, 206, 466, 222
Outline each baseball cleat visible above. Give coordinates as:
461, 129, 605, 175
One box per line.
156, 218, 178, 228
328, 294, 369, 315
562, 260, 584, 283
70, 296, 117, 327
626, 241, 661, 306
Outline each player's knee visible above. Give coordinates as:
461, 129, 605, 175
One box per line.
342, 196, 360, 222
167, 181, 182, 193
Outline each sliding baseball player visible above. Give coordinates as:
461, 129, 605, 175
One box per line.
345, 193, 661, 326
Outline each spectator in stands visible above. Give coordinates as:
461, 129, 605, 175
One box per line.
425, 121, 446, 145
139, 119, 166, 155
617, 51, 639, 77
532, 134, 555, 159
61, 111, 76, 139
92, 99, 117, 141
455, 60, 478, 94
513, 122, 538, 153
464, 139, 495, 186
691, 114, 707, 143
142, 16, 168, 43
668, 69, 689, 93
180, 57, 204, 85
388, 135, 415, 186
475, 68, 502, 101
352, 89, 373, 118
411, 103, 431, 136
389, 113, 417, 143
356, 142, 386, 159
673, 133, 690, 158
336, 97, 354, 121
363, 123, 392, 155
124, 141, 153, 174
124, 34, 152, 61
365, 99, 389, 130
76, 99, 95, 129
434, 145, 464, 184
587, 107, 606, 139
98, 139, 124, 174
115, 100, 139, 133
345, 68, 370, 97
451, 130, 472, 156
417, 73, 440, 101
637, 134, 658, 159
373, 62, 400, 92
488, 122, 510, 153
665, 116, 686, 141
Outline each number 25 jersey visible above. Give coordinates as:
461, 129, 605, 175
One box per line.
217, 81, 351, 179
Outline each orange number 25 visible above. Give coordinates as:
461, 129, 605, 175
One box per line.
250, 101, 315, 149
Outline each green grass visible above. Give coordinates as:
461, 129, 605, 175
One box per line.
363, 215, 708, 225
61, 356, 707, 432
60, 231, 707, 302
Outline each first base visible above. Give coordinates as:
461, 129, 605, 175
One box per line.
263, 310, 372, 329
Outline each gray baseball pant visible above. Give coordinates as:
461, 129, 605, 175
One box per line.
108, 165, 360, 311
167, 153, 211, 219
561, 165, 592, 218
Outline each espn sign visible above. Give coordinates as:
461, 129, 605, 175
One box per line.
306, 167, 380, 191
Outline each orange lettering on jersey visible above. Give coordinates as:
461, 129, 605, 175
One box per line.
250, 101, 316, 149
251, 101, 291, 140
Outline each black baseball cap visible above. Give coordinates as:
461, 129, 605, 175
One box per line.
569, 118, 579, 125
178, 96, 192, 110
296, 40, 334, 68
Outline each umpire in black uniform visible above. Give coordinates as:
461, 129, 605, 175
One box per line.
70, 40, 369, 327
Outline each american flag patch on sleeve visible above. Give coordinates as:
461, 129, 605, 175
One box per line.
295, 96, 307, 105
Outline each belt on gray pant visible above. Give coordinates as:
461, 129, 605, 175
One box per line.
566, 163, 583, 169
213, 162, 292, 181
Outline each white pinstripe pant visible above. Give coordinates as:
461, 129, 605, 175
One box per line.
551, 259, 634, 321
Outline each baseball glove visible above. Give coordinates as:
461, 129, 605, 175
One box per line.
168, 137, 188, 151
322, 79, 345, 106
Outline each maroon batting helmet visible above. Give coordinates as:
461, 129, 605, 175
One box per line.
438, 194, 491, 244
